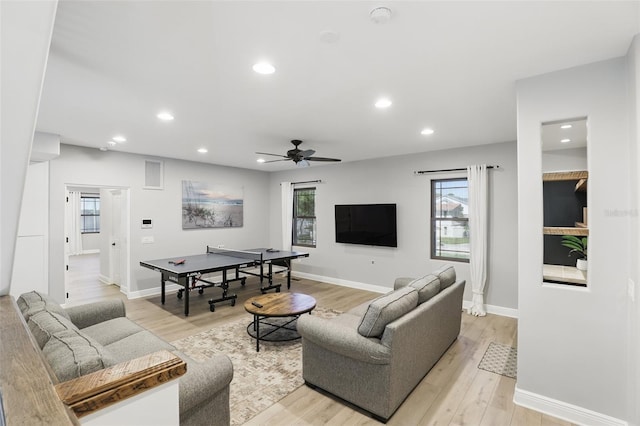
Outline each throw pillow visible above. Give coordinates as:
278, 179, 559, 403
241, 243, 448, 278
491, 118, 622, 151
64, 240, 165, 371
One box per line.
358, 286, 418, 338
16, 291, 70, 321
433, 265, 456, 289
409, 274, 441, 304
28, 310, 79, 349
43, 328, 115, 382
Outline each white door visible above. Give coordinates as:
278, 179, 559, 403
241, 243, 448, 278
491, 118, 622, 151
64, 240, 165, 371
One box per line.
110, 190, 122, 287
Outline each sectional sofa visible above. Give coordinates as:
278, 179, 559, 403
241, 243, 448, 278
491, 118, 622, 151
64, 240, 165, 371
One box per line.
16, 291, 233, 425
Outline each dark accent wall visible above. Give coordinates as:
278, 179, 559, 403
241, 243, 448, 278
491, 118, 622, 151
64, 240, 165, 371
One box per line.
543, 180, 587, 265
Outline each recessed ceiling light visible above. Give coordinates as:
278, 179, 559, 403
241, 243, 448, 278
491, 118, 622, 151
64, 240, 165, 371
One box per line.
421, 128, 435, 136
107, 141, 117, 147
257, 158, 266, 163
560, 124, 572, 129
197, 148, 208, 154
375, 98, 392, 108
112, 135, 126, 143
253, 62, 275, 75
561, 138, 571, 143
157, 112, 174, 121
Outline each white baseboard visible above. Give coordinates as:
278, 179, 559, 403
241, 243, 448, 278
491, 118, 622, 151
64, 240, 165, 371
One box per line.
293, 271, 519, 318
98, 274, 112, 285
513, 386, 628, 426
292, 271, 389, 294
462, 300, 518, 318
127, 283, 183, 300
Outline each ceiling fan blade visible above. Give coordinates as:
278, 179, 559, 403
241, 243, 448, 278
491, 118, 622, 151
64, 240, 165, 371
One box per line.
255, 151, 289, 158
299, 149, 316, 157
306, 156, 342, 162
263, 158, 292, 163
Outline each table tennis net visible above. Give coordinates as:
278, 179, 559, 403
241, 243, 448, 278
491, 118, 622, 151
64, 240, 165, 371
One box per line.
206, 246, 263, 262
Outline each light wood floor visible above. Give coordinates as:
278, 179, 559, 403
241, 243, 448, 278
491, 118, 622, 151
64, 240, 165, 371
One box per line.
67, 254, 574, 426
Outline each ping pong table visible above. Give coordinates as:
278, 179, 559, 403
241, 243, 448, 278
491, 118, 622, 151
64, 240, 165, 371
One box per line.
140, 247, 309, 316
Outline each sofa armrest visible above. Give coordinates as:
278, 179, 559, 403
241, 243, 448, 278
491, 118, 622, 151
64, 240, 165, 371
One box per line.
393, 277, 415, 290
297, 315, 391, 364
175, 352, 233, 413
65, 300, 126, 329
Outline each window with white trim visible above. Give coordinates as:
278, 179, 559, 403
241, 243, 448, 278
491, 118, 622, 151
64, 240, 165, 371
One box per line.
80, 194, 100, 233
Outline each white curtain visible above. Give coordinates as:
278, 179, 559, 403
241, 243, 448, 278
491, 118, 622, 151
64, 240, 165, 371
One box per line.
281, 182, 293, 250
467, 165, 488, 316
67, 191, 84, 255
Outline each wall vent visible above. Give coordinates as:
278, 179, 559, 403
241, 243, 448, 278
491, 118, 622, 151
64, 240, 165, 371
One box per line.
144, 160, 164, 190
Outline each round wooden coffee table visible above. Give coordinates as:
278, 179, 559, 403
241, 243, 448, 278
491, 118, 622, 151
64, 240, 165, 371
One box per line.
244, 292, 316, 352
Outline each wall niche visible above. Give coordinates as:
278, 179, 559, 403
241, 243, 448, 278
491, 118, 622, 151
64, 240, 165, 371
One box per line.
541, 118, 588, 286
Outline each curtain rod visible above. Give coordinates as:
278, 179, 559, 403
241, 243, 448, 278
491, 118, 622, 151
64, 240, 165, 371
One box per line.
280, 180, 322, 185
414, 165, 499, 175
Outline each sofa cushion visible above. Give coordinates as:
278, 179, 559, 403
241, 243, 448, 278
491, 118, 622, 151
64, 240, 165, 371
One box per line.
81, 317, 146, 346
28, 310, 78, 349
409, 274, 441, 304
434, 265, 456, 289
105, 330, 176, 364
357, 287, 418, 338
17, 291, 70, 321
43, 328, 115, 382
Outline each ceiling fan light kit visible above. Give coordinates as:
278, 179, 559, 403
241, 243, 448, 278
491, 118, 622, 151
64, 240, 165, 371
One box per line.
370, 7, 392, 24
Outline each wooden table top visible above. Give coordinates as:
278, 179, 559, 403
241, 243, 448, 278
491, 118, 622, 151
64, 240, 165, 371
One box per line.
244, 292, 316, 317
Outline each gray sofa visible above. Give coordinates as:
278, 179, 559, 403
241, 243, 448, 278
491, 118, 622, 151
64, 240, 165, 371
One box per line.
17, 291, 233, 426
297, 265, 465, 422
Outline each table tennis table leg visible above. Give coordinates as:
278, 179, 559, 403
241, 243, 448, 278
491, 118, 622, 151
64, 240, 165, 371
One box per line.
183, 277, 190, 316
161, 273, 166, 305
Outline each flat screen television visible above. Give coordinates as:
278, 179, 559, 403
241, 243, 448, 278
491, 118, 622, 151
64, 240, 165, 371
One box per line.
335, 203, 397, 247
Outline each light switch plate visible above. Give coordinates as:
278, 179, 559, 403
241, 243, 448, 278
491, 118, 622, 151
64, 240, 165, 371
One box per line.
142, 236, 154, 244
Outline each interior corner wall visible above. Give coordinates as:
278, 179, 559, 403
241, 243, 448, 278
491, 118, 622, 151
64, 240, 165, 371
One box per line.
0, 0, 57, 296
626, 34, 640, 426
266, 141, 519, 312
516, 58, 630, 421
48, 144, 271, 302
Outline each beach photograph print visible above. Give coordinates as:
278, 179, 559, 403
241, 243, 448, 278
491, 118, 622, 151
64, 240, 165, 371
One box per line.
182, 180, 243, 229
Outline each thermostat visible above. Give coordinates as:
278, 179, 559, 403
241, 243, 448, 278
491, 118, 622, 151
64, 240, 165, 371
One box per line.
141, 218, 153, 229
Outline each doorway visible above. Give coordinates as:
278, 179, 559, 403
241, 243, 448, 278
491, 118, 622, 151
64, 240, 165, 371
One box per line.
64, 185, 131, 302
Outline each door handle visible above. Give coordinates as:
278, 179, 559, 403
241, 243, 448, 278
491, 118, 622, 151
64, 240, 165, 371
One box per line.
112, 242, 116, 246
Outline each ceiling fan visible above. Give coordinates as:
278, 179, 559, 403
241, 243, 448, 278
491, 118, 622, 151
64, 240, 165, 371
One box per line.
256, 140, 342, 167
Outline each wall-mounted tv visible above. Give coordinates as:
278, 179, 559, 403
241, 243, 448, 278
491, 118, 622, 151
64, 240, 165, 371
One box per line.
335, 203, 397, 247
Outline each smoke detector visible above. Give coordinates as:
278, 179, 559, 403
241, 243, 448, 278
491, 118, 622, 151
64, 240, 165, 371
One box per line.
370, 7, 392, 24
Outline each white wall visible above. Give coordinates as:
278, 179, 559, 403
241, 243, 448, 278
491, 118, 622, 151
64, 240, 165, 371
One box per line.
267, 141, 519, 313
11, 162, 49, 297
625, 34, 640, 426
516, 58, 631, 423
541, 147, 587, 173
82, 233, 101, 252
48, 144, 271, 302
0, 0, 57, 295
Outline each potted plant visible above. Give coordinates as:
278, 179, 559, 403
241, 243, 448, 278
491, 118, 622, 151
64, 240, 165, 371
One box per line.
562, 235, 588, 271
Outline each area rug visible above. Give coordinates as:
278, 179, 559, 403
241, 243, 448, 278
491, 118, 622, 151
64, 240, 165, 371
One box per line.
478, 341, 518, 379
172, 307, 341, 425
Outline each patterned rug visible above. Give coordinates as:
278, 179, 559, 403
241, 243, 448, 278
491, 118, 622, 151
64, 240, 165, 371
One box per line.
478, 342, 518, 379
172, 307, 341, 425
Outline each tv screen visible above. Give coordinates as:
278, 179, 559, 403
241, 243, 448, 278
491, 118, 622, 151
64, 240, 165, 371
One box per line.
335, 204, 397, 247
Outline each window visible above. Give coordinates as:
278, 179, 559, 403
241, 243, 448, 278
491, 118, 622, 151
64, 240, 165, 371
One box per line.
293, 187, 316, 247
431, 178, 469, 261
81, 194, 100, 233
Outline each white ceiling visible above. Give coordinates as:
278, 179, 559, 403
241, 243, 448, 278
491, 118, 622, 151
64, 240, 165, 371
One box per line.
36, 1, 639, 171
